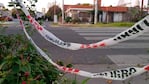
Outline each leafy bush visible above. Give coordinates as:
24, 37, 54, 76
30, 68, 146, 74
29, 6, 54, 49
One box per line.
0, 34, 61, 84
65, 16, 72, 23
72, 18, 81, 24
82, 18, 89, 23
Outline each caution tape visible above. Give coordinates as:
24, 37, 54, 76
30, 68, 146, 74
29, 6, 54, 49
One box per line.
14, 0, 149, 50
13, 0, 149, 80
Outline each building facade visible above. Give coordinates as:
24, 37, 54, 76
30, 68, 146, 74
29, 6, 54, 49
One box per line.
0, 3, 12, 21
64, 4, 128, 23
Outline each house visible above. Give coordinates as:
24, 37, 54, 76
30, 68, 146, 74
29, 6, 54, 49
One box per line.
0, 3, 4, 10
0, 3, 12, 21
64, 4, 128, 23
100, 6, 128, 23
35, 11, 44, 19
64, 5, 93, 23
0, 10, 12, 17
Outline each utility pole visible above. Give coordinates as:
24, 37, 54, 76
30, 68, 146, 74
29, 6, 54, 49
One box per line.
54, 0, 56, 15
141, 0, 144, 17
148, 0, 149, 7
54, 0, 58, 23
62, 0, 64, 24
94, 0, 98, 24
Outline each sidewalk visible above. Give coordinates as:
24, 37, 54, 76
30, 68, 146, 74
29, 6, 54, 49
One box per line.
64, 64, 149, 84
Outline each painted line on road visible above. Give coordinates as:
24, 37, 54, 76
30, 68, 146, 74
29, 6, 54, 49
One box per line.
96, 43, 149, 49
84, 37, 149, 41
75, 30, 122, 33
79, 33, 149, 36
108, 43, 149, 49
107, 55, 149, 66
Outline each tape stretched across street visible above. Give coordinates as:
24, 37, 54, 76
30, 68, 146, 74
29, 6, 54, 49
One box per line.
14, 0, 149, 50
14, 2, 149, 80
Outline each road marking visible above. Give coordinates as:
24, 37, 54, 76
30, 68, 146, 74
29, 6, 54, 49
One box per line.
107, 55, 149, 66
72, 28, 149, 49
84, 36, 149, 41
79, 33, 149, 36
75, 30, 122, 33
106, 43, 149, 49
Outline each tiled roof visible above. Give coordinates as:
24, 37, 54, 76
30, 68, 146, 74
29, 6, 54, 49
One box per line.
100, 6, 128, 12
64, 5, 93, 11
64, 5, 128, 12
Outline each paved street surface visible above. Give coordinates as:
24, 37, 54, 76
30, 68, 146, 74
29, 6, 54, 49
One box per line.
70, 28, 149, 66
2, 22, 149, 84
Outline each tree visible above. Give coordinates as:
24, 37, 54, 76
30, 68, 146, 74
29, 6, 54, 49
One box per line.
45, 5, 62, 21
127, 7, 147, 22
11, 8, 35, 20
11, 8, 25, 18
9, 0, 36, 20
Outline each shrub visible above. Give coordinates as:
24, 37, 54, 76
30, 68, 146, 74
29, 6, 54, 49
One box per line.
65, 16, 72, 23
0, 34, 61, 84
72, 18, 81, 24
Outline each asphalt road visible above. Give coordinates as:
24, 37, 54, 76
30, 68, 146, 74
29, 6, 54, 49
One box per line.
2, 22, 149, 84
2, 22, 149, 65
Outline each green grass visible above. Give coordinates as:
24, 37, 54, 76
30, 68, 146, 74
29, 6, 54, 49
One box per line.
95, 22, 135, 27
0, 23, 4, 28
52, 22, 135, 28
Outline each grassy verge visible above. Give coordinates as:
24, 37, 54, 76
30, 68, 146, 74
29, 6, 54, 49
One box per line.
95, 22, 135, 27
52, 22, 135, 28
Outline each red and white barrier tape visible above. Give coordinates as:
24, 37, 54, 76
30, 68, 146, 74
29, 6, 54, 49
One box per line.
15, 6, 149, 81
14, 0, 149, 50
13, 0, 149, 80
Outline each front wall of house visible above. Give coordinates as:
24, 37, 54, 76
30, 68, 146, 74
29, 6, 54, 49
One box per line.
78, 12, 91, 22
67, 12, 72, 17
66, 10, 92, 22
102, 12, 107, 22
102, 12, 123, 23
113, 13, 122, 22
0, 10, 12, 17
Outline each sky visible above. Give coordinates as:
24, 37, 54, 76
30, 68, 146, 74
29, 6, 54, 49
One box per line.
0, 0, 148, 12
